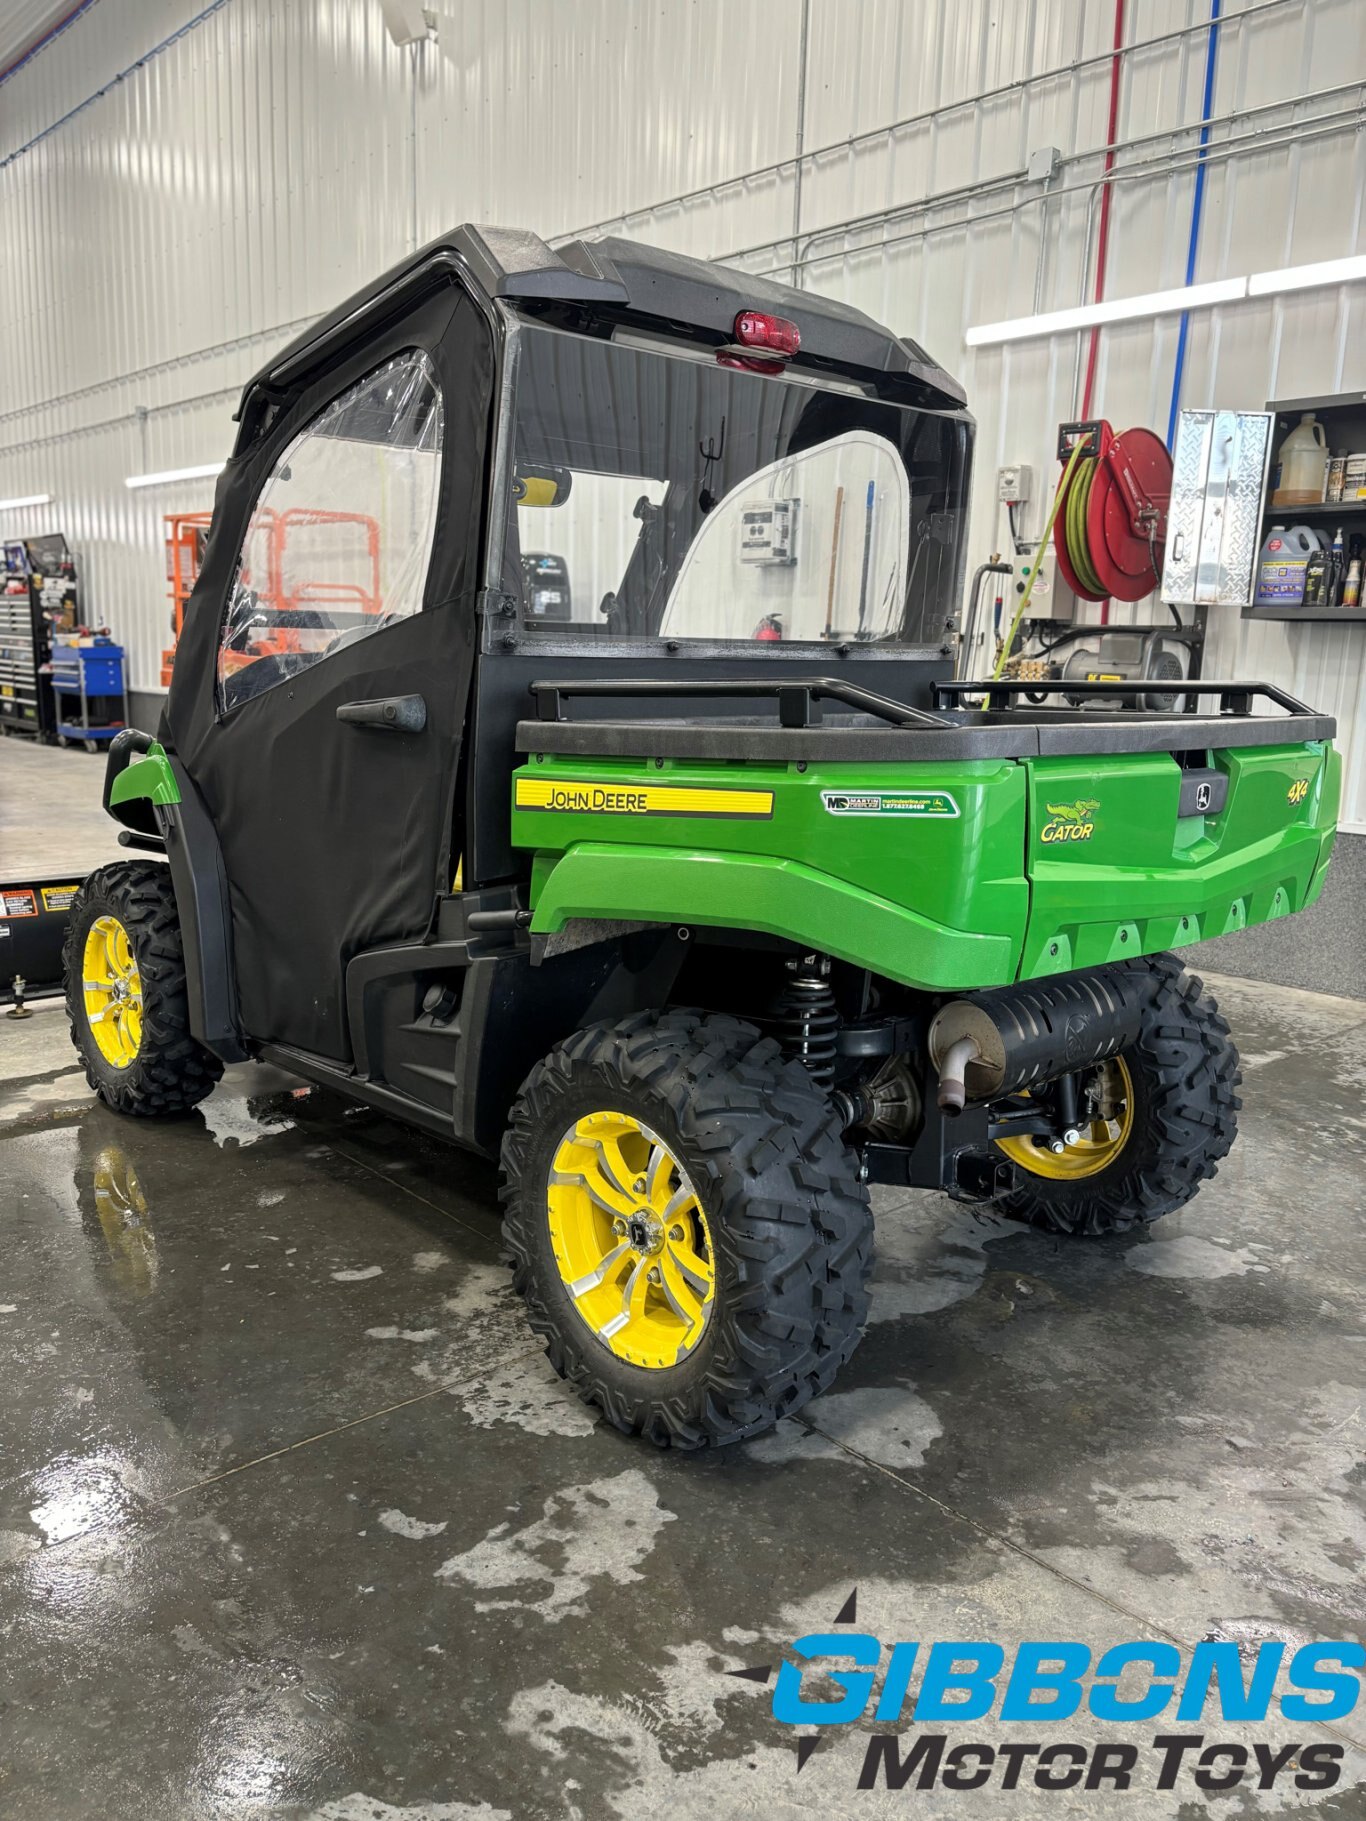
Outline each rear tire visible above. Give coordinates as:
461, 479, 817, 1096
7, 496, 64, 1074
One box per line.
500, 1009, 872, 1448
998, 956, 1241, 1235
64, 860, 224, 1116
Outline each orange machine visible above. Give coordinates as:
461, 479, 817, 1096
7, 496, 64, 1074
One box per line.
161, 508, 381, 686
162, 512, 213, 685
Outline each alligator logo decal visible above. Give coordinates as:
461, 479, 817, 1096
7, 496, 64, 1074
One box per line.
1040, 798, 1100, 844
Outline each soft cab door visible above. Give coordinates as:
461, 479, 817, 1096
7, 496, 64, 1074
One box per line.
165, 283, 494, 1060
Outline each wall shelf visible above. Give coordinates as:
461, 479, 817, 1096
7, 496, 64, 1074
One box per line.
1242, 606, 1366, 623
1264, 500, 1366, 518
1245, 394, 1366, 622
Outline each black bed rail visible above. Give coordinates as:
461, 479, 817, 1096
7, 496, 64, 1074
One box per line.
935, 678, 1316, 717
531, 675, 953, 730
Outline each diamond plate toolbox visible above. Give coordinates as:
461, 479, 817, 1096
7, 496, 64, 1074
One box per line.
1163, 409, 1273, 607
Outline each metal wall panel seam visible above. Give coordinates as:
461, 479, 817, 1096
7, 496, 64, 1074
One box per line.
549, 0, 1306, 245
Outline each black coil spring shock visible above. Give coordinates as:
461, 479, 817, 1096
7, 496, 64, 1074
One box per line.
771, 956, 839, 1088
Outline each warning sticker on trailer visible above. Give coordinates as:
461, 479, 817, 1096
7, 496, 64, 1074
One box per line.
514, 778, 774, 819
1, 888, 37, 917
40, 884, 81, 912
821, 790, 960, 818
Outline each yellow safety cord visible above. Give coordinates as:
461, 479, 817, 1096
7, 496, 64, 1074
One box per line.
992, 438, 1088, 680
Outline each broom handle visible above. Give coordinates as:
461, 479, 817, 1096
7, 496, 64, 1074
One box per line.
824, 485, 846, 637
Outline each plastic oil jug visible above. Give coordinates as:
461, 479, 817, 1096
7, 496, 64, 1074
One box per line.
1253, 524, 1320, 606
1271, 412, 1328, 506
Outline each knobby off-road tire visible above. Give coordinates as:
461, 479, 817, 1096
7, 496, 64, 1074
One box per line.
500, 1010, 873, 1448
64, 860, 224, 1115
1000, 954, 1241, 1236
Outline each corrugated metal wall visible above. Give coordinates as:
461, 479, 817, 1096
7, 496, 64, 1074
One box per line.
1, 0, 1363, 820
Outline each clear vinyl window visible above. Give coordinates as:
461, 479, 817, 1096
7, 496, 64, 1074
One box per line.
659, 432, 910, 642
506, 325, 969, 647
218, 350, 444, 713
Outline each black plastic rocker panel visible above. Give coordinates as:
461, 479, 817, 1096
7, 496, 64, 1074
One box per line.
164, 758, 251, 1064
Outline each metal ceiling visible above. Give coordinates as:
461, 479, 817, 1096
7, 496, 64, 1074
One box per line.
0, 0, 90, 81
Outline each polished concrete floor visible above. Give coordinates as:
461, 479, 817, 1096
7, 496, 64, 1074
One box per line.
1, 744, 1365, 1819
0, 735, 125, 876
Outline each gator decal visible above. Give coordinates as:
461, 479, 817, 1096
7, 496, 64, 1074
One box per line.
514, 777, 774, 819
1040, 798, 1100, 844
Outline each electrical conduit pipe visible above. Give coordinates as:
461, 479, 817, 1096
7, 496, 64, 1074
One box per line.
1080, 0, 1125, 625
1166, 0, 1223, 448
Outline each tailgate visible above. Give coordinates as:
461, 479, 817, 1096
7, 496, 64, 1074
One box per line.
1019, 741, 1340, 977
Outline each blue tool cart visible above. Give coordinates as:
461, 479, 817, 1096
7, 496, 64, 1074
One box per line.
49, 636, 129, 752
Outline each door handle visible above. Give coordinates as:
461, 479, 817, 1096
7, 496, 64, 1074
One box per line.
336, 694, 427, 733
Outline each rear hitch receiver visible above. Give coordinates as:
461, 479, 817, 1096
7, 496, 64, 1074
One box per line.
951, 1150, 1017, 1203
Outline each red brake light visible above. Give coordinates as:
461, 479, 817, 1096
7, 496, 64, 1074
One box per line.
733, 310, 800, 357
719, 309, 801, 374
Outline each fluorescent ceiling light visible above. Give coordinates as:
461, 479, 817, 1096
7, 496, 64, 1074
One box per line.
966, 277, 1248, 347
1248, 253, 1366, 296
124, 461, 224, 490
0, 492, 52, 510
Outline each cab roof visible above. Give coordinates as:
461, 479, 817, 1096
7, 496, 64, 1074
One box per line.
240, 224, 967, 417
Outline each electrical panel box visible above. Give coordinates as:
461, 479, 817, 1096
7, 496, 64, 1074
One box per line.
740, 498, 799, 565
1014, 550, 1072, 621
998, 463, 1034, 505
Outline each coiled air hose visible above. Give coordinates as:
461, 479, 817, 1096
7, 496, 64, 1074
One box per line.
993, 439, 1086, 680
994, 422, 1174, 678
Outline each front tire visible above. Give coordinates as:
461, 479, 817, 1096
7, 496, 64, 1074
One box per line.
64, 860, 224, 1115
500, 1010, 872, 1448
996, 956, 1241, 1235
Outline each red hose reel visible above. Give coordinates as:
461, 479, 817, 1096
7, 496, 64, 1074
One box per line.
1053, 420, 1173, 603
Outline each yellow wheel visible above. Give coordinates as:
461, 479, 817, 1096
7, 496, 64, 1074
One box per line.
995, 1057, 1134, 1182
82, 915, 144, 1070
64, 861, 223, 1115
547, 1111, 715, 1369
500, 1010, 872, 1448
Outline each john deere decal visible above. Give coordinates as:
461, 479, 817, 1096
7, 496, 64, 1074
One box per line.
1040, 798, 1100, 844
821, 790, 959, 818
514, 778, 773, 818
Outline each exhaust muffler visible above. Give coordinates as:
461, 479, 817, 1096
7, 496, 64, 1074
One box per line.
928, 964, 1149, 1115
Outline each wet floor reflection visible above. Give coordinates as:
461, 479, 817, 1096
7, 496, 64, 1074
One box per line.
85, 1145, 158, 1296
26, 1451, 144, 1545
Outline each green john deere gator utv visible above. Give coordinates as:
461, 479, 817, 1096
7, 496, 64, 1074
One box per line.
66, 226, 1339, 1447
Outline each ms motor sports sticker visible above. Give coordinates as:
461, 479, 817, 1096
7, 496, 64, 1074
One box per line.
821, 790, 960, 818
